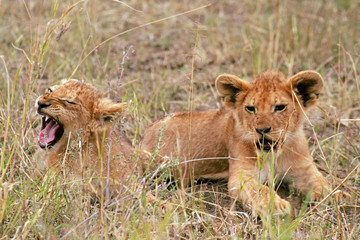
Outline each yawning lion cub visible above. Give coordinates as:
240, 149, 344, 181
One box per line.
36, 79, 139, 193
140, 70, 331, 215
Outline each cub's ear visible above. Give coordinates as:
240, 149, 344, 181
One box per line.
216, 74, 249, 107
60, 78, 80, 85
94, 98, 127, 123
287, 71, 324, 108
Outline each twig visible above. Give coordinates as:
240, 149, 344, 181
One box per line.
60, 212, 98, 240
11, 44, 32, 64
112, 0, 143, 13
118, 46, 134, 84
106, 119, 118, 205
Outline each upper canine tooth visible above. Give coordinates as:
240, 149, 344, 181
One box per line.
45, 116, 49, 122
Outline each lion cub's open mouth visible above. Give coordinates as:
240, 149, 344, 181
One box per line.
38, 115, 64, 149
256, 138, 278, 151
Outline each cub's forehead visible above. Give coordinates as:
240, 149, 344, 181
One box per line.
244, 89, 291, 106
249, 78, 288, 93
251, 71, 286, 89
46, 80, 102, 99
244, 72, 292, 105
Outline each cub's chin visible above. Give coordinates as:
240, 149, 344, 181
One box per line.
38, 114, 64, 149
255, 137, 279, 152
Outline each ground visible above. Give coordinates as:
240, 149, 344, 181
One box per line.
0, 0, 359, 239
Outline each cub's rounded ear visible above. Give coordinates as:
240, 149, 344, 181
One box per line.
94, 98, 127, 123
60, 78, 80, 85
216, 74, 249, 107
287, 71, 324, 108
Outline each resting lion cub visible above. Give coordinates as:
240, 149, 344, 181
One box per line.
140, 70, 331, 215
36, 79, 139, 193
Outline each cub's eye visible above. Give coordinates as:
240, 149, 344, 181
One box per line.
245, 106, 256, 113
46, 88, 53, 94
63, 99, 76, 105
275, 105, 286, 112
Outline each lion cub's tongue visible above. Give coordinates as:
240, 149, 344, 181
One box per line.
39, 119, 61, 144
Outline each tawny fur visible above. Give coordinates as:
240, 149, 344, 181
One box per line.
36, 80, 140, 193
140, 70, 330, 215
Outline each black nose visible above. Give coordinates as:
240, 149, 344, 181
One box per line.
256, 127, 271, 134
37, 101, 50, 110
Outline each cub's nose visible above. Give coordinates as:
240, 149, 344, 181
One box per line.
37, 101, 50, 110
256, 127, 271, 135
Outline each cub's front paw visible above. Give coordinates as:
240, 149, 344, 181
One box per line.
145, 193, 171, 214
310, 188, 350, 202
272, 197, 291, 216
256, 196, 291, 216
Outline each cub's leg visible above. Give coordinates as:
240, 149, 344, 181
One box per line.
228, 159, 291, 216
286, 159, 330, 201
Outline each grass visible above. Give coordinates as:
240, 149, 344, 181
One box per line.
0, 0, 359, 239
